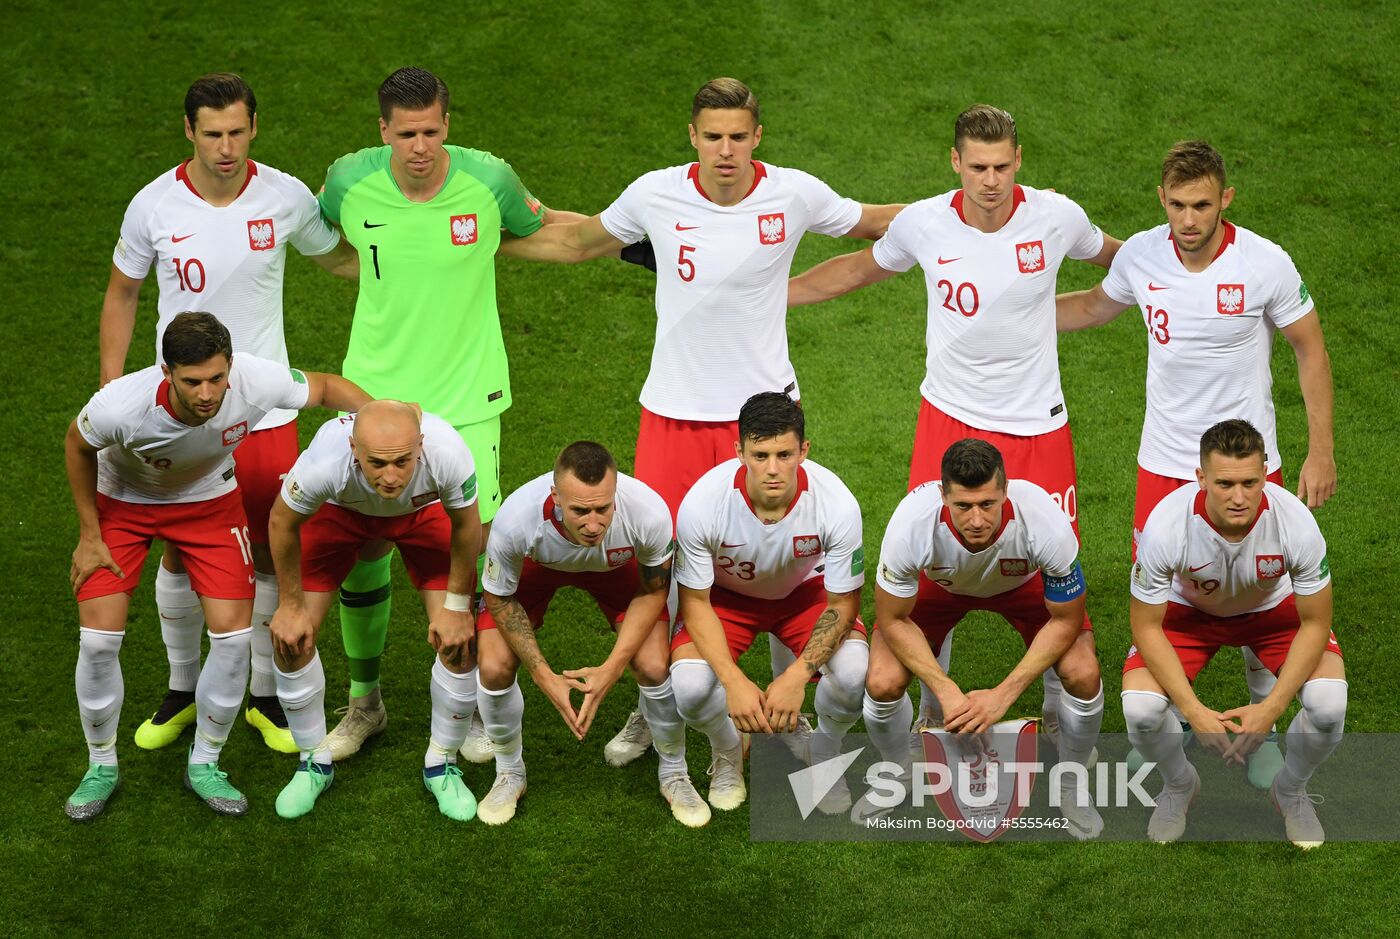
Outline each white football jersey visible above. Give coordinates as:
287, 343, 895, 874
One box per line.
1101, 222, 1315, 478
675, 458, 864, 601
280, 411, 477, 519
1131, 482, 1330, 616
877, 479, 1082, 600
482, 472, 674, 596
76, 354, 311, 504
600, 161, 861, 421
113, 160, 340, 431
872, 185, 1105, 435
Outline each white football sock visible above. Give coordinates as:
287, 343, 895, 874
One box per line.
769, 638, 796, 681
191, 627, 251, 764
1242, 647, 1280, 734
917, 629, 954, 722
1055, 683, 1104, 768
670, 659, 741, 753
638, 677, 687, 776
1122, 690, 1193, 789
863, 691, 914, 765
1042, 666, 1065, 723
812, 639, 868, 763
1277, 678, 1347, 794
477, 680, 525, 773
249, 572, 278, 698
427, 660, 478, 768
275, 653, 330, 764
76, 628, 124, 766
155, 565, 202, 693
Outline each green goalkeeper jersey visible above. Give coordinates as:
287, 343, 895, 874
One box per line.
318, 145, 546, 424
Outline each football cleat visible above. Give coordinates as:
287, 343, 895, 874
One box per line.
477, 769, 527, 825
133, 690, 196, 750
816, 772, 853, 816
603, 709, 653, 767
1057, 781, 1105, 841
660, 774, 711, 828
912, 714, 944, 734
423, 763, 478, 822
850, 768, 909, 826
1247, 733, 1285, 790
185, 758, 249, 817
275, 760, 334, 819
1272, 781, 1325, 850
323, 687, 387, 761
780, 714, 815, 763
245, 695, 298, 754
458, 710, 494, 764
1041, 709, 1099, 770
1147, 764, 1200, 844
706, 746, 746, 811
65, 763, 119, 821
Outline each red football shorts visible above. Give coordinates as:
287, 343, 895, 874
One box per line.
895, 573, 1093, 654
634, 408, 740, 521
1132, 466, 1284, 558
671, 577, 867, 660
300, 502, 451, 592
232, 419, 299, 544
477, 558, 656, 631
908, 397, 1081, 536
1122, 595, 1343, 680
78, 490, 254, 601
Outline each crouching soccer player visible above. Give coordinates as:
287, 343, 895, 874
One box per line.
1124, 419, 1345, 849
64, 311, 369, 819
266, 401, 482, 821
475, 442, 703, 826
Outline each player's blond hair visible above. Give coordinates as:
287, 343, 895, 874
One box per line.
692, 78, 760, 123
1200, 419, 1266, 467
1162, 140, 1227, 190
954, 104, 1017, 152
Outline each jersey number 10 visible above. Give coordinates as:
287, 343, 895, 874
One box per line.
171, 257, 206, 293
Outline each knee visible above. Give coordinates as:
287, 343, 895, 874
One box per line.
631, 646, 671, 687
477, 651, 518, 692
78, 628, 124, 664
1300, 679, 1348, 734
669, 660, 719, 722
1121, 690, 1171, 736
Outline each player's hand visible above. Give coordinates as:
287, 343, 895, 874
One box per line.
934, 684, 972, 729
943, 688, 1012, 735
1184, 703, 1244, 761
1219, 701, 1279, 765
428, 608, 475, 670
70, 535, 123, 594
763, 671, 807, 734
1297, 452, 1337, 509
534, 669, 584, 740
562, 661, 624, 737
269, 603, 318, 661
723, 674, 773, 734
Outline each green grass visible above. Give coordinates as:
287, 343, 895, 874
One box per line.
4, 0, 1400, 935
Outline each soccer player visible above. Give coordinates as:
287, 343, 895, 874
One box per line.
100, 73, 359, 755
857, 439, 1104, 838
496, 76, 902, 757
266, 401, 482, 821
1123, 420, 1344, 849
1057, 140, 1336, 787
787, 104, 1121, 737
64, 312, 369, 820
669, 393, 869, 815
474, 443, 704, 827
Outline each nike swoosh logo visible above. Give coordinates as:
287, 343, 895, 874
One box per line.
720, 542, 746, 548
208, 716, 228, 726
675, 223, 700, 231
172, 233, 195, 243
1147, 283, 1169, 291
928, 566, 954, 572
936, 256, 961, 265
1188, 563, 1212, 572
363, 221, 388, 229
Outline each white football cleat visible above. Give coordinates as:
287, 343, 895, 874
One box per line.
1272, 781, 1325, 850
458, 711, 493, 764
661, 774, 711, 828
816, 772, 853, 816
850, 768, 909, 826
477, 769, 527, 826
1147, 764, 1200, 844
604, 709, 653, 767
912, 714, 944, 734
323, 688, 387, 761
1057, 781, 1104, 841
780, 714, 815, 762
1041, 709, 1099, 770
706, 746, 747, 811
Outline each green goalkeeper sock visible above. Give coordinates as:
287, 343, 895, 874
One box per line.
340, 554, 392, 698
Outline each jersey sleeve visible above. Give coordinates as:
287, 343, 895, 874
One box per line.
1055, 194, 1106, 262
285, 174, 341, 257
631, 484, 676, 568
819, 483, 865, 593
481, 508, 527, 597
598, 174, 652, 245
112, 190, 156, 280
789, 169, 863, 238
432, 431, 479, 511
1129, 509, 1178, 604
870, 205, 919, 273
1099, 236, 1140, 306
317, 149, 382, 228
455, 148, 548, 238
1260, 246, 1316, 331
673, 489, 716, 591
1282, 499, 1331, 596
1028, 499, 1086, 602
238, 354, 313, 413
278, 454, 335, 516
75, 382, 129, 451
875, 493, 926, 598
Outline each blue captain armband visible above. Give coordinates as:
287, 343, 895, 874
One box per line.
1043, 560, 1086, 602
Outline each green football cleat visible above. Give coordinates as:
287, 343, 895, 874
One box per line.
245, 696, 298, 754
65, 763, 120, 821
275, 760, 335, 819
1247, 732, 1285, 790
423, 763, 477, 822
134, 690, 197, 750
185, 759, 249, 817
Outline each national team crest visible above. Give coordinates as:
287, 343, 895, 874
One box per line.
999, 558, 1030, 577
1256, 555, 1285, 579
411, 491, 440, 508
247, 219, 275, 251
758, 213, 786, 245
221, 421, 249, 447
921, 719, 1040, 843
1217, 284, 1245, 315
607, 546, 636, 567
450, 214, 478, 245
793, 535, 821, 558
1015, 240, 1045, 273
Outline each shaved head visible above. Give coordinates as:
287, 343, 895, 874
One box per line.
354, 399, 421, 447
350, 400, 424, 498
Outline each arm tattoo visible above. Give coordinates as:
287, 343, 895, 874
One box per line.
639, 562, 671, 595
494, 597, 547, 674
798, 607, 850, 676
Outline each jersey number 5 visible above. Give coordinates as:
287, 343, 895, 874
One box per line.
677, 245, 696, 282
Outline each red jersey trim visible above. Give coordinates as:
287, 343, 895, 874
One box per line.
1192, 485, 1269, 539
733, 462, 808, 521
950, 184, 1025, 226
939, 498, 1016, 551
1169, 218, 1236, 264
542, 494, 572, 541
176, 159, 259, 203
687, 160, 767, 204
155, 379, 180, 420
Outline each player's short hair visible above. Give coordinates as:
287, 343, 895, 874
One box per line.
184, 73, 256, 128
163, 312, 233, 369
554, 441, 617, 487
692, 78, 760, 123
1161, 140, 1227, 190
738, 392, 804, 446
378, 67, 450, 121
1199, 419, 1266, 467
954, 104, 1017, 152
941, 439, 1007, 492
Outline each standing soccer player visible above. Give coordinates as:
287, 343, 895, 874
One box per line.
1057, 140, 1336, 787
100, 73, 359, 755
474, 442, 703, 827
858, 440, 1104, 838
266, 402, 482, 821
787, 104, 1120, 734
64, 313, 369, 820
1123, 420, 1344, 849
669, 393, 869, 815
